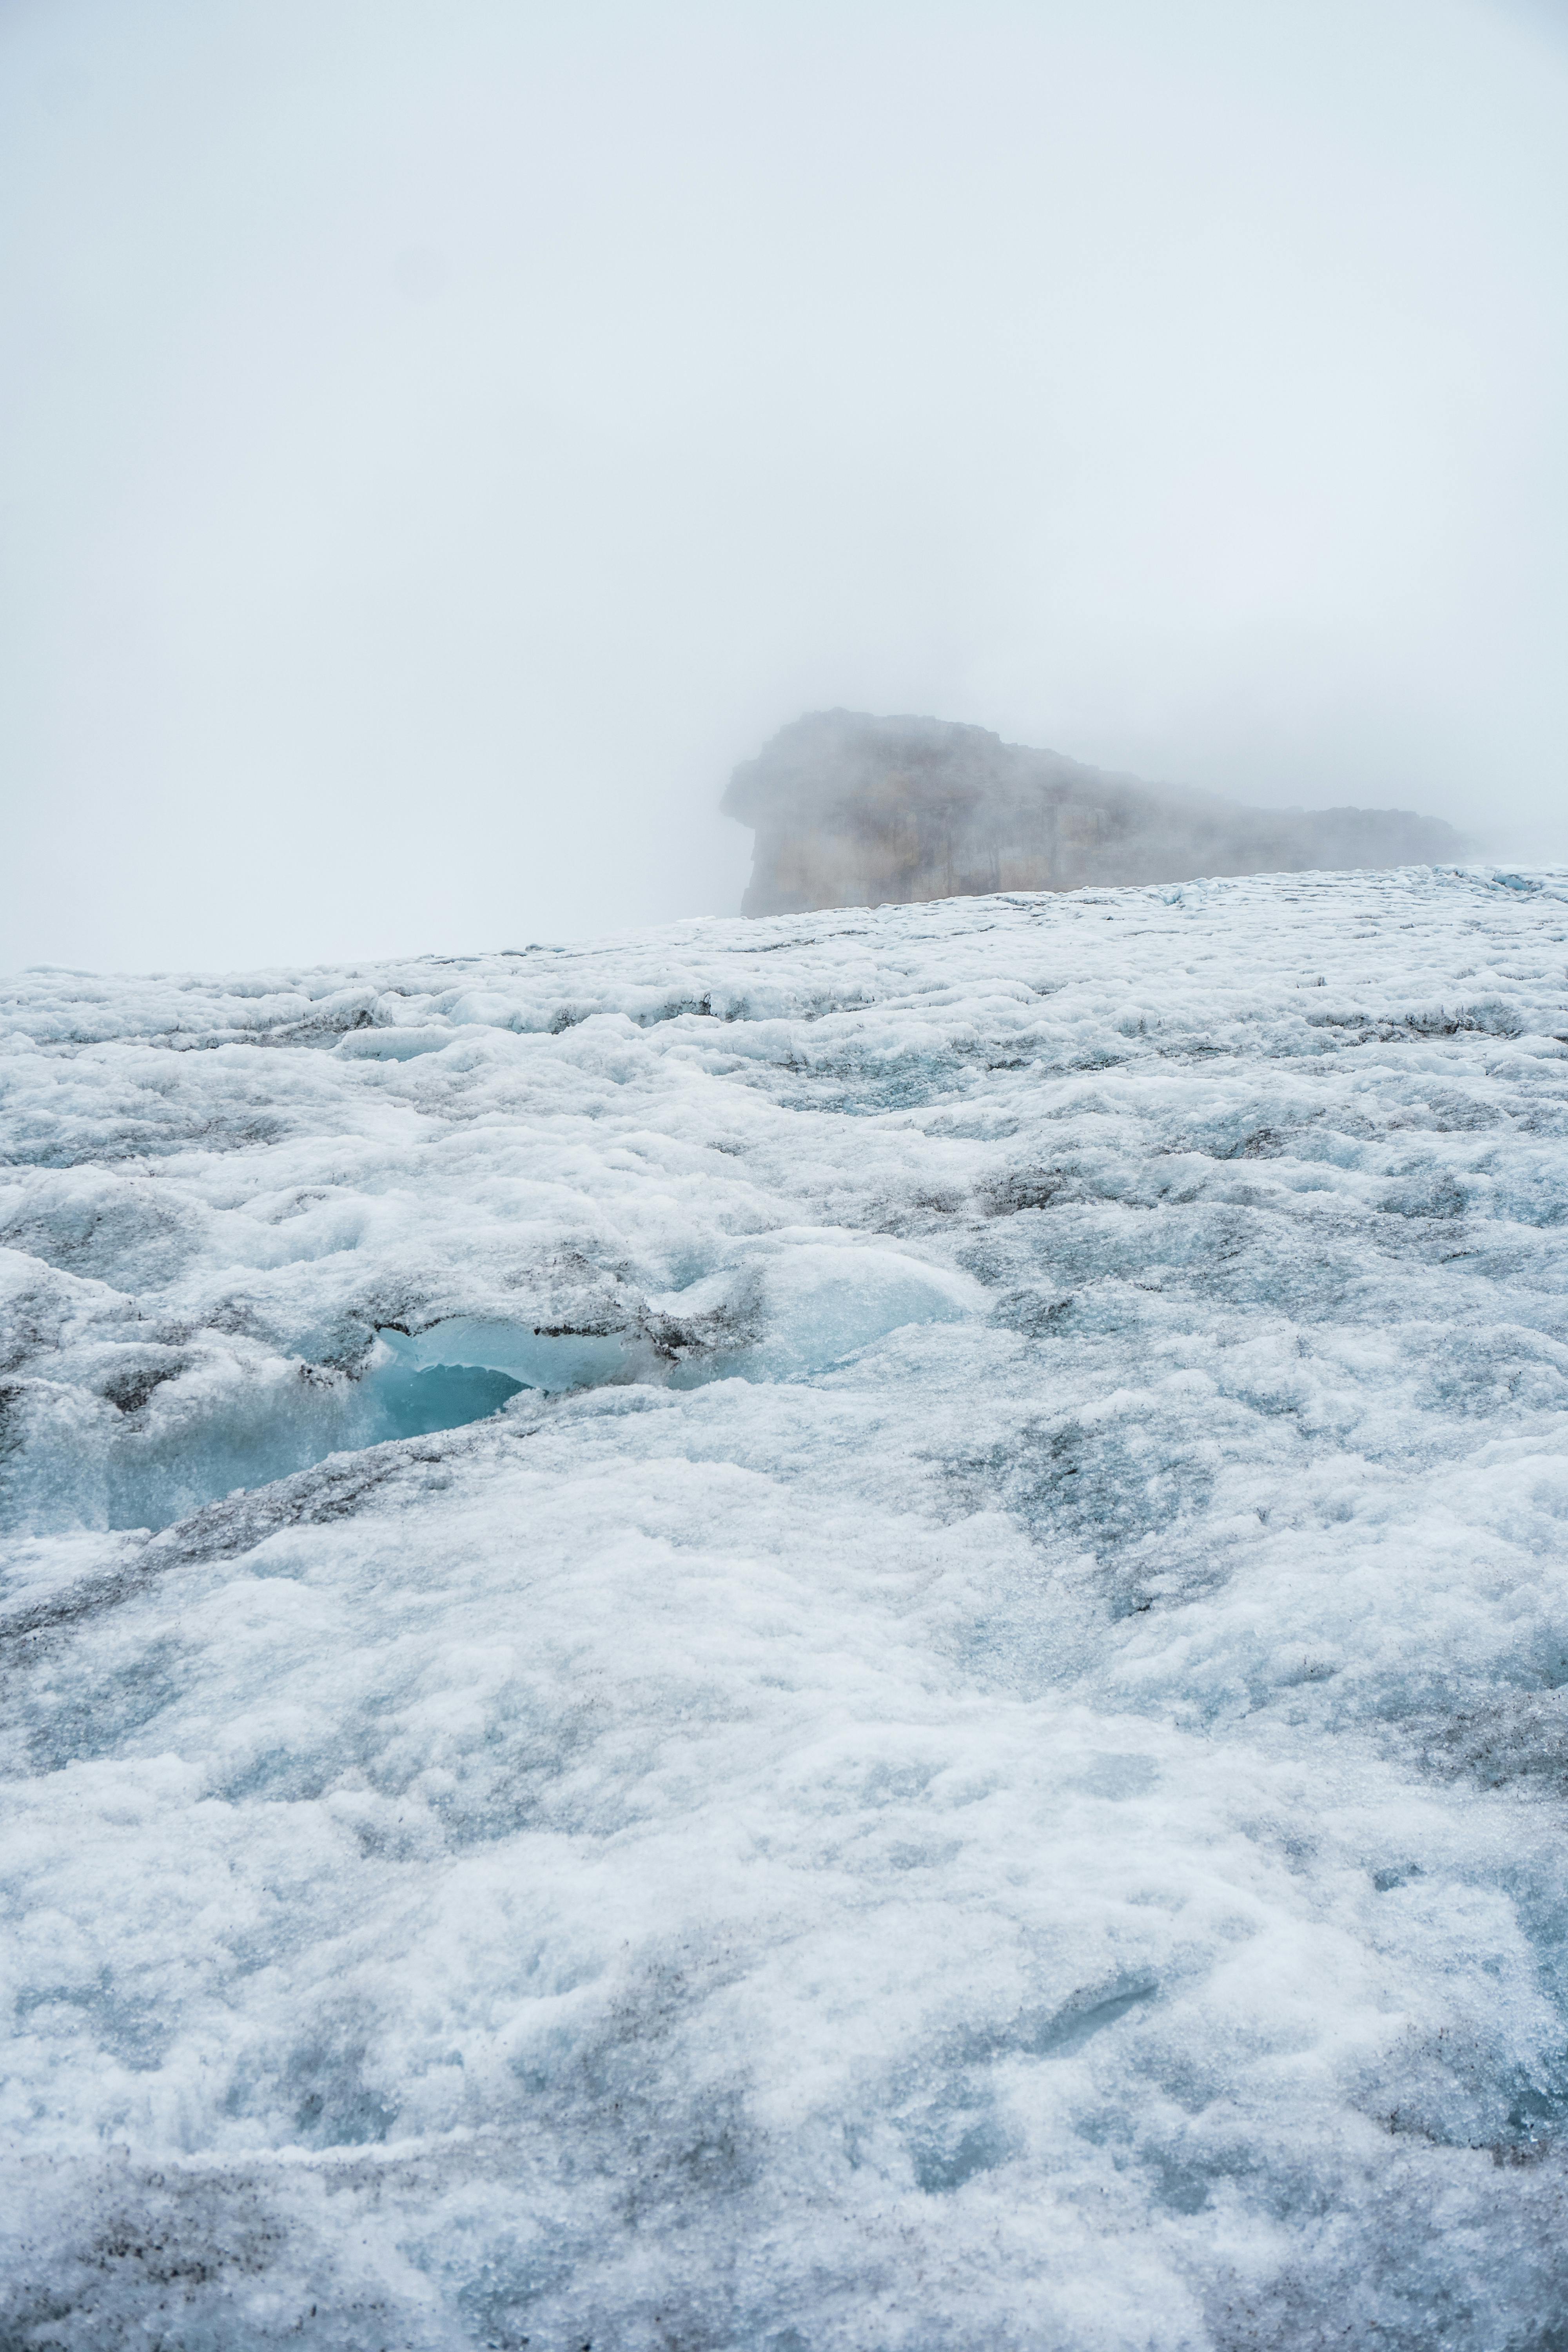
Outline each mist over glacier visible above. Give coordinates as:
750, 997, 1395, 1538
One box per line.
4, 866, 1568, 2348
5, 0, 1568, 971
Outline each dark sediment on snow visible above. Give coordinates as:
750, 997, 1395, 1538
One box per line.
724, 708, 1463, 915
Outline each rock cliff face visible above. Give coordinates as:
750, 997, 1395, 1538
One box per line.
724, 709, 1463, 915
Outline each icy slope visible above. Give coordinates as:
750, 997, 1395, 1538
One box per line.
3, 867, 1568, 2350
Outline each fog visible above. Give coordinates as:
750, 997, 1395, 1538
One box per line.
2, 0, 1565, 973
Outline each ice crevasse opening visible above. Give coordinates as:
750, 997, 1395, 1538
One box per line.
365, 1245, 983, 1448
0, 1224, 986, 1535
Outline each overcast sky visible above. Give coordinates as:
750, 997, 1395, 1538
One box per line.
3, 0, 1565, 972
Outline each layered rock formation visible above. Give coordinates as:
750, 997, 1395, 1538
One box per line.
724, 709, 1463, 916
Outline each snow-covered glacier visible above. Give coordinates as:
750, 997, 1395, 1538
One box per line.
3, 866, 1568, 2351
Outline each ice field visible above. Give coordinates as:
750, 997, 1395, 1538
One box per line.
3, 866, 1568, 2350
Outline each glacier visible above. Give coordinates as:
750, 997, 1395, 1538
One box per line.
2, 865, 1567, 2350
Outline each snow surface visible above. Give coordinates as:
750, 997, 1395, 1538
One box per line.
3, 866, 1568, 2350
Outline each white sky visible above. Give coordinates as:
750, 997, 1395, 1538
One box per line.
3, 0, 1566, 972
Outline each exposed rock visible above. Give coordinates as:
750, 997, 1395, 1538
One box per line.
724, 710, 1464, 915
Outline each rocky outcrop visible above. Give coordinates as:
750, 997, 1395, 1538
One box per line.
724, 710, 1463, 916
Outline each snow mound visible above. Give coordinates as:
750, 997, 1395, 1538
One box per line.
3, 866, 1568, 2349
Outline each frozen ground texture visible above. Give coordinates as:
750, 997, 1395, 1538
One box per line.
3, 867, 1568, 2352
